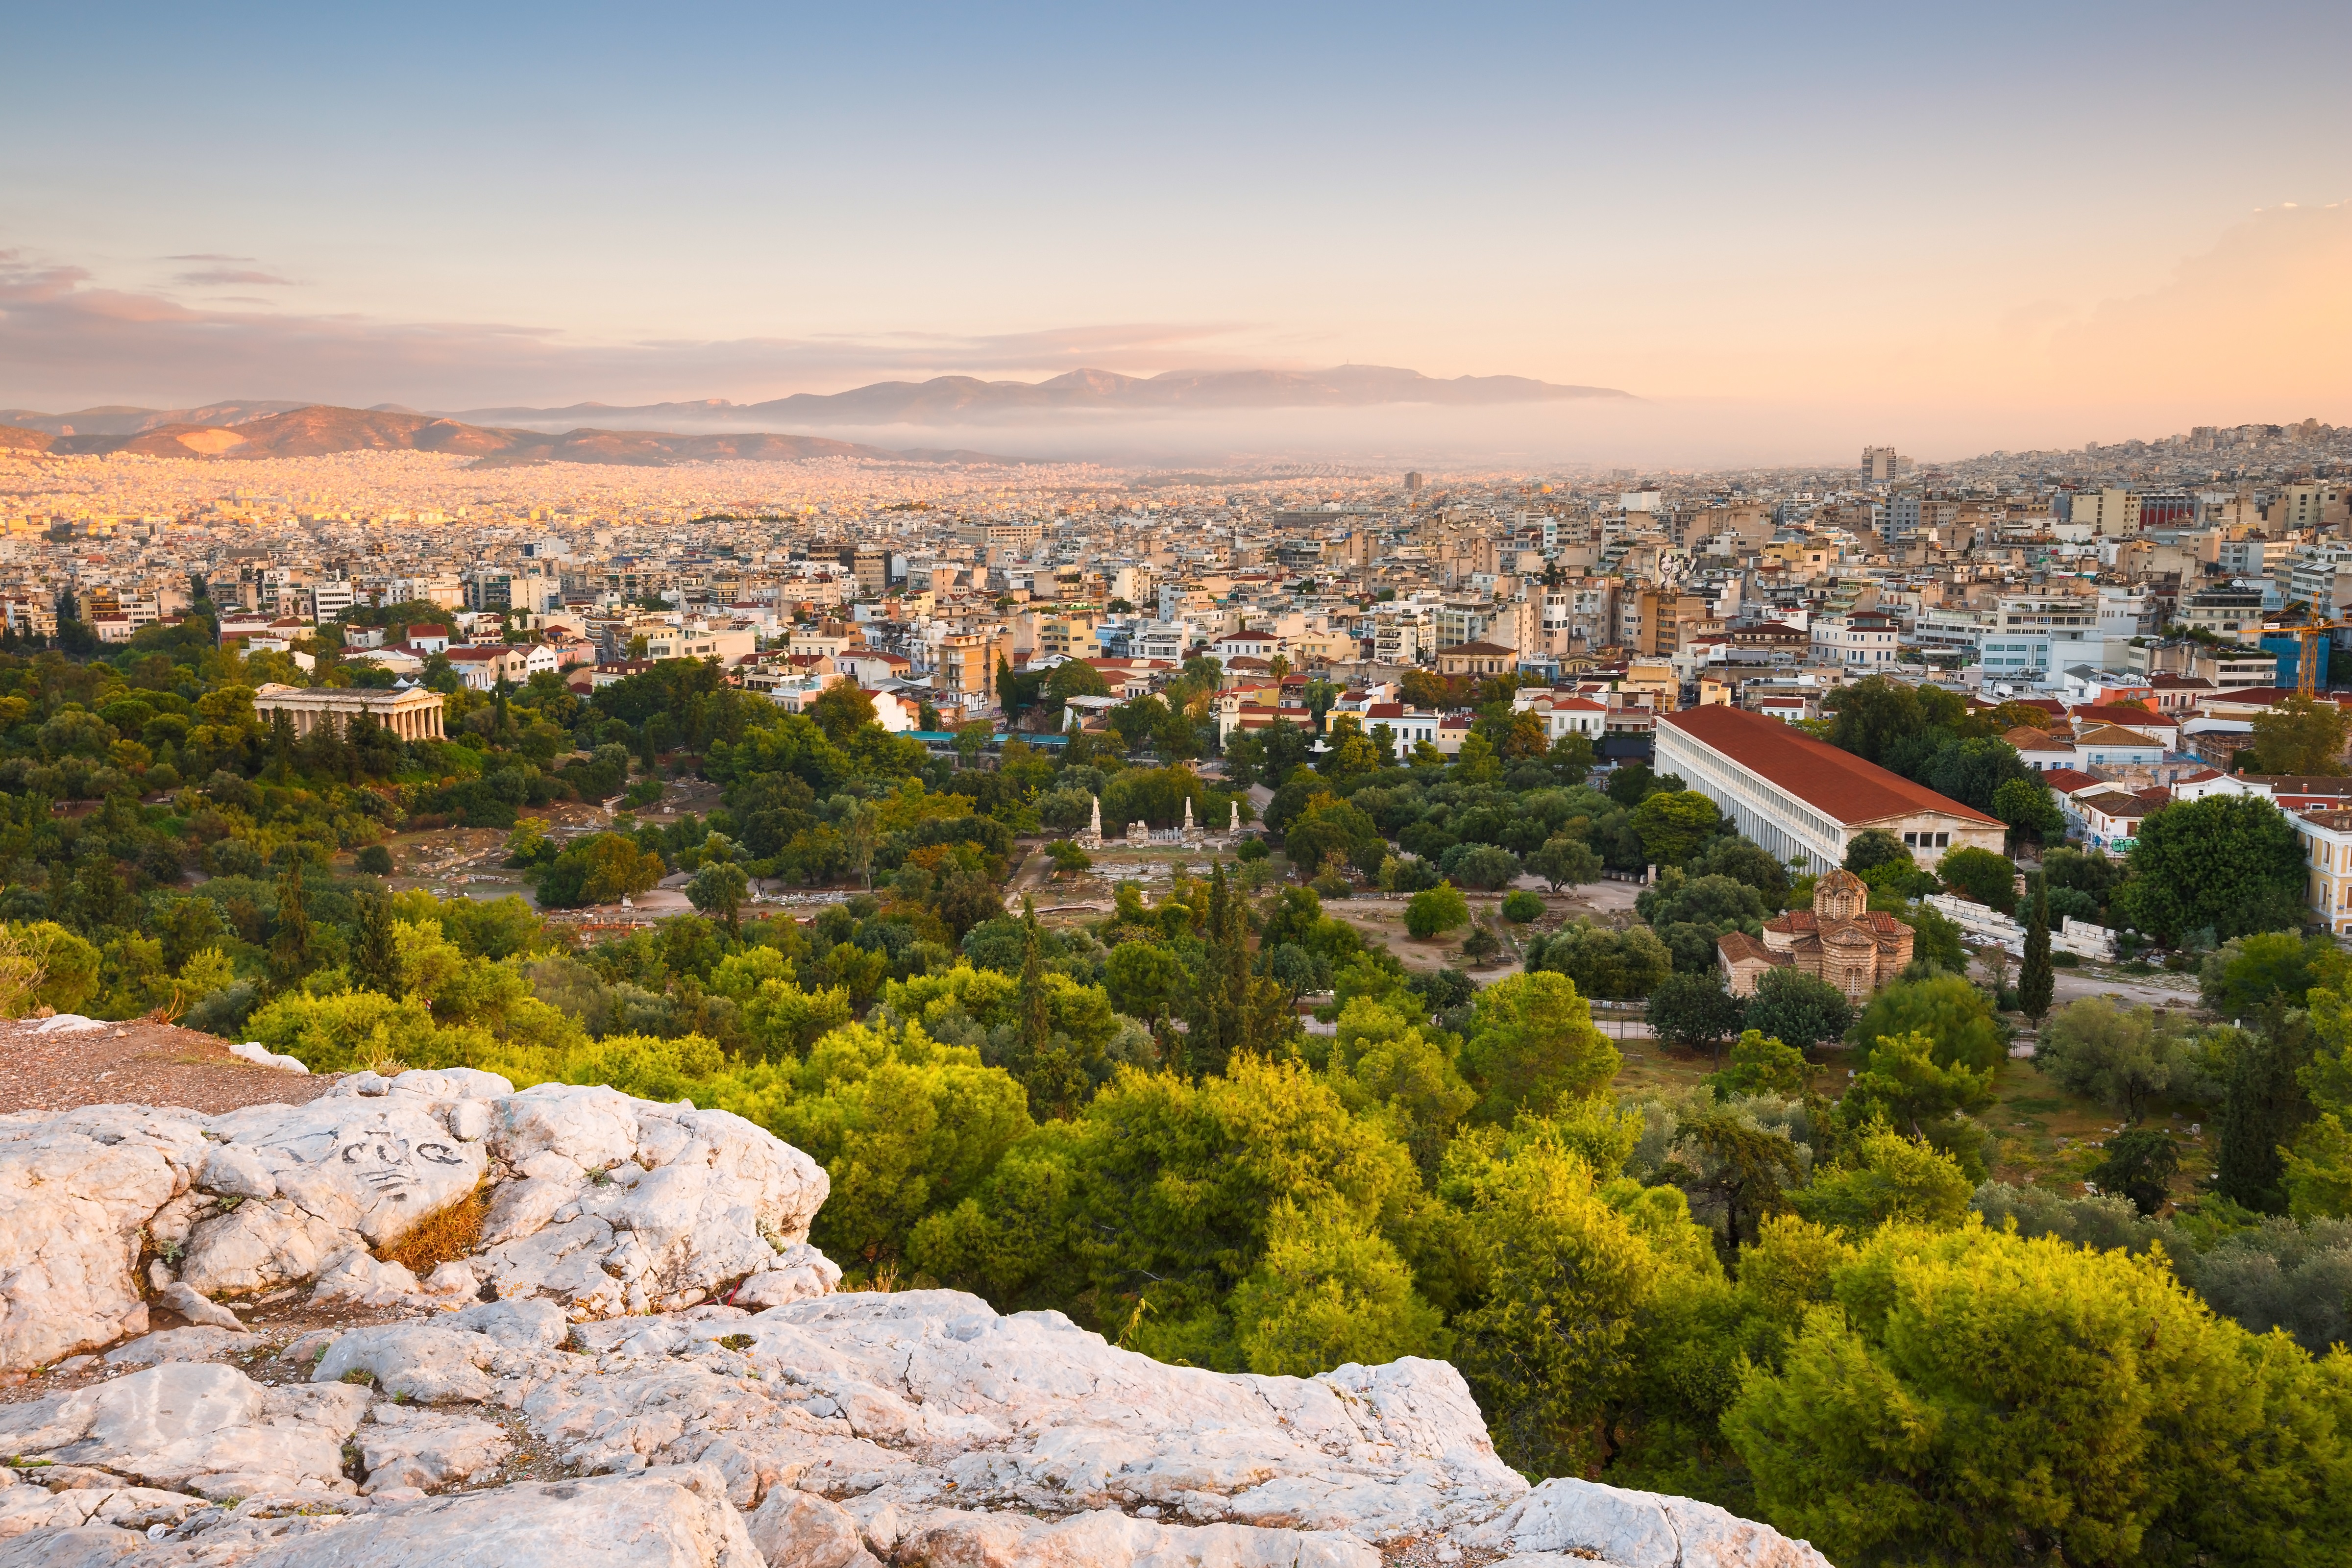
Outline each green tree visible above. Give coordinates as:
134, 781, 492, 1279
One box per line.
1726, 1221, 2352, 1568
1936, 845, 2018, 914
1709, 1028, 1809, 1100
1637, 869, 1769, 974
2215, 1007, 2318, 1213
1458, 971, 1621, 1123
1647, 970, 1747, 1055
2248, 693, 2352, 776
2201, 931, 2339, 1017
2090, 1127, 2181, 1216
1629, 789, 1723, 868
1840, 1029, 1996, 1177
350, 892, 399, 994
1525, 921, 1673, 1001
1742, 967, 1854, 1054
763, 1019, 1036, 1278
1404, 882, 1471, 940
2037, 997, 2187, 1121
1179, 864, 1294, 1078
1526, 834, 1602, 891
1851, 973, 2006, 1072
2018, 883, 2054, 1021
1226, 1199, 1449, 1375
2114, 794, 2307, 946
806, 682, 878, 742
1992, 775, 2066, 845
1842, 829, 1911, 874
1443, 1123, 1718, 1476
267, 863, 312, 989
1791, 1123, 1974, 1232
686, 860, 750, 937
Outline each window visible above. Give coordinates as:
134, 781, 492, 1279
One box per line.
1935, 832, 1950, 847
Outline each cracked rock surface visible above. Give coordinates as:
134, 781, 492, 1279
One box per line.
0, 1080, 1830, 1568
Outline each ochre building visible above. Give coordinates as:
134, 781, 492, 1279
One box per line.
1717, 867, 1913, 1002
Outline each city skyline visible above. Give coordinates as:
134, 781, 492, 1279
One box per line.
4, 2, 2348, 463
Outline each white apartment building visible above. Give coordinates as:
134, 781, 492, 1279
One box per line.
1810, 609, 1902, 666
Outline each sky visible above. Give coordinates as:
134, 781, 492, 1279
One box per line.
2, 1, 2349, 466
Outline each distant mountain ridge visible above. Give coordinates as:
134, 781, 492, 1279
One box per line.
0, 405, 1018, 467
449, 364, 1632, 430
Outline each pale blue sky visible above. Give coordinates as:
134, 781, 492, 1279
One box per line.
3, 2, 2348, 456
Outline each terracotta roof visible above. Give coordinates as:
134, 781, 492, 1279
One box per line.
2041, 767, 2104, 794
2071, 702, 2169, 727
1660, 705, 2002, 828
2247, 776, 2352, 796
2073, 723, 2162, 747
1717, 931, 1786, 966
2006, 727, 2074, 751
1438, 639, 1519, 656
2076, 790, 2151, 815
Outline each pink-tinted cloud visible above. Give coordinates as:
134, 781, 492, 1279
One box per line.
174, 268, 297, 287
0, 257, 1262, 409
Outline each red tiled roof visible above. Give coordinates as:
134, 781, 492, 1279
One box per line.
1717, 931, 1786, 966
2041, 767, 2104, 794
1660, 705, 2001, 827
2070, 702, 2165, 726
2074, 723, 2162, 747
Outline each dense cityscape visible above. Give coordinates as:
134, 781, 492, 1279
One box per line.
5, 4, 2350, 1565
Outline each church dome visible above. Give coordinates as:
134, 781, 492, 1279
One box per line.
1814, 866, 1868, 922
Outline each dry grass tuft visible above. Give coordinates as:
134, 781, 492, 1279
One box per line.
378, 1184, 488, 1274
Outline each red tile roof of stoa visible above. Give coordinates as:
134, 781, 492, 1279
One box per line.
1660, 705, 2002, 828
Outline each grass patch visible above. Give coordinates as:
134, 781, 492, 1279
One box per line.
717, 1333, 756, 1351
377, 1185, 487, 1275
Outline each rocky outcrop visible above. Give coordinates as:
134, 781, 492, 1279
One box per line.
0, 1069, 830, 1370
0, 1075, 1831, 1568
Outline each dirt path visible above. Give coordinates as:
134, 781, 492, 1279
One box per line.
0, 1018, 340, 1115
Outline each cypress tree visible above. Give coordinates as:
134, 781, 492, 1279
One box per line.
351, 890, 398, 994
267, 861, 312, 989
2019, 883, 2054, 1022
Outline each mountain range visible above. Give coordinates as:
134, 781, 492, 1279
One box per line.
0, 406, 1013, 467
1, 365, 1627, 444
445, 365, 1630, 431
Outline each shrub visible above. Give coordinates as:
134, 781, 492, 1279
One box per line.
354, 845, 394, 877
1500, 890, 1544, 923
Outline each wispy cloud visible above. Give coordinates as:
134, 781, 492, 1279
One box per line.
163, 252, 255, 262
173, 268, 297, 287
0, 258, 1274, 409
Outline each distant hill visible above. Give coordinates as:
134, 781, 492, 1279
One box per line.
0, 406, 1022, 467
0, 401, 311, 438
451, 364, 1633, 430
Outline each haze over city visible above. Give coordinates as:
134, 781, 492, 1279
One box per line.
5, 1, 2348, 465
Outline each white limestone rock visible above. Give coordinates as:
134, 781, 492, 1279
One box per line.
1470, 1477, 1835, 1568
313, 1324, 506, 1404
0, 1108, 201, 1369
246, 1464, 754, 1568
310, 1250, 429, 1310
102, 1327, 261, 1366
153, 1284, 241, 1332
729, 1243, 840, 1310
743, 1485, 876, 1568
357, 1405, 514, 1494
0, 1362, 368, 1500
473, 1087, 830, 1317
892, 1508, 1382, 1568
0, 1481, 211, 1542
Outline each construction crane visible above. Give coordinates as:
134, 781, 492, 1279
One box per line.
2289, 620, 2352, 698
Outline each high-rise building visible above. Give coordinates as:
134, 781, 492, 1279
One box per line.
1403, 472, 1424, 493
1861, 446, 1909, 483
